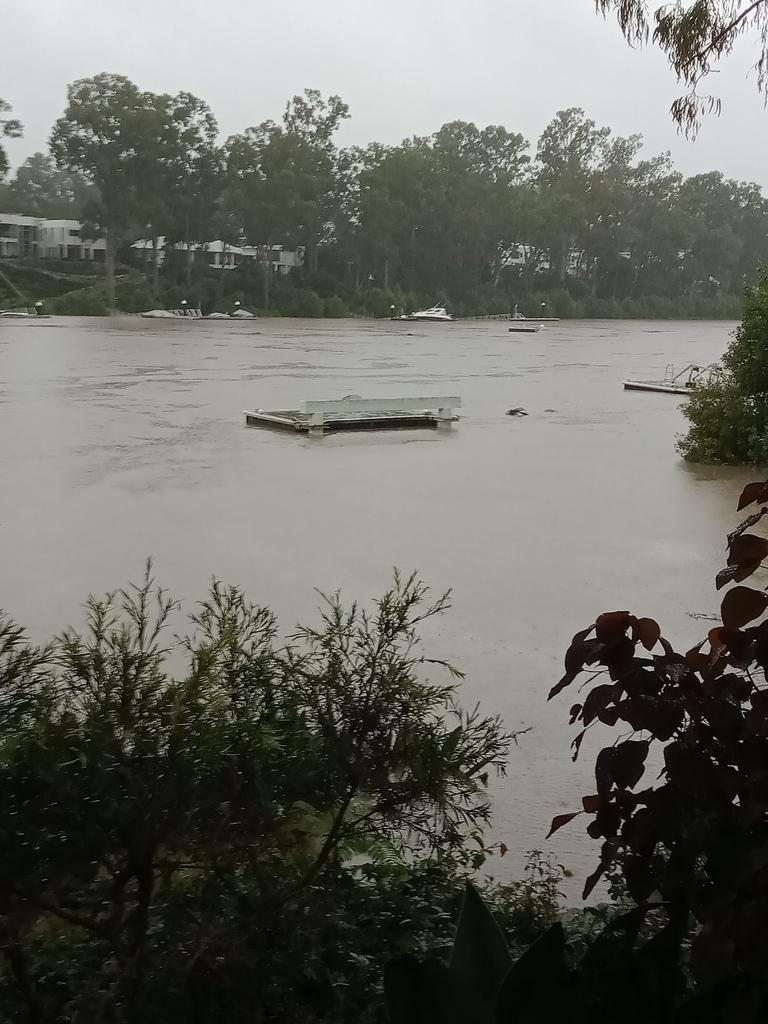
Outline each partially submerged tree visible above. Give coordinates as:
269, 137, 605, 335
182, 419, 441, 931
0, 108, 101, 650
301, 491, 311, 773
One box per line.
224, 92, 347, 303
678, 267, 768, 463
597, 0, 768, 131
50, 75, 156, 310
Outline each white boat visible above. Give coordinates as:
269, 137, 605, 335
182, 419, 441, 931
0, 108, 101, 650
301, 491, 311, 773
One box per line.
624, 363, 719, 395
142, 303, 256, 320
206, 302, 256, 320
508, 323, 542, 334
0, 308, 50, 319
141, 306, 204, 319
392, 305, 455, 323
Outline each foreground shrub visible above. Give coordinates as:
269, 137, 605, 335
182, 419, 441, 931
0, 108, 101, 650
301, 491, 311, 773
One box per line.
0, 569, 510, 1023
550, 477, 768, 1020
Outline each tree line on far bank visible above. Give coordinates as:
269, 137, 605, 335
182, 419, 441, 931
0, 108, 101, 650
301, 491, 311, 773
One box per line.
0, 79, 766, 318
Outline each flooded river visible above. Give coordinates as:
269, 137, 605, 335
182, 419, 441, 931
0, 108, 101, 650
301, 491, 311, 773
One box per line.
0, 315, 749, 893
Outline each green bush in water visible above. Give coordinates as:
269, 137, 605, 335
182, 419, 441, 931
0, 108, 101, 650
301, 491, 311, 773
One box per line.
324, 295, 349, 317
46, 285, 109, 315
679, 268, 768, 464
290, 287, 324, 317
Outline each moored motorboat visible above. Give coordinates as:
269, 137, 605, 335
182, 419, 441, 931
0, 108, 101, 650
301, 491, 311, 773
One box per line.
0, 302, 49, 319
142, 299, 256, 320
391, 305, 455, 322
141, 307, 203, 319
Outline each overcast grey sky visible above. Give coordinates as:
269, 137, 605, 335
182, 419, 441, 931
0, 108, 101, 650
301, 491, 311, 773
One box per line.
3, 0, 768, 185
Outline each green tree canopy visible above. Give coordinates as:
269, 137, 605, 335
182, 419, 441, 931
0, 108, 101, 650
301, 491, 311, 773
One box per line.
4, 152, 91, 218
50, 74, 160, 309
0, 98, 22, 181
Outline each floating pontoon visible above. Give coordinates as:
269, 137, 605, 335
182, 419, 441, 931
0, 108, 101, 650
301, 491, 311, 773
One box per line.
244, 395, 461, 436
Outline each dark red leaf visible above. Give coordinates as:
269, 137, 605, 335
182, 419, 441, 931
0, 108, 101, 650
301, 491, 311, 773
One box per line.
755, 622, 768, 673
716, 564, 741, 590
727, 533, 768, 566
582, 684, 619, 726
547, 811, 581, 839
564, 626, 595, 672
721, 586, 768, 630
571, 625, 595, 646
587, 805, 622, 839
611, 739, 650, 790
708, 627, 727, 656
750, 690, 768, 718
685, 641, 705, 668
737, 481, 768, 511
657, 636, 676, 657
548, 670, 578, 701
595, 611, 633, 642
729, 508, 768, 544
571, 728, 587, 762
716, 671, 752, 702
703, 697, 744, 744
581, 638, 608, 666
595, 747, 616, 795
733, 559, 765, 583
604, 636, 638, 680
582, 794, 605, 813
716, 627, 754, 666
633, 617, 661, 651
583, 860, 607, 899
551, 627, 599, 699
598, 706, 621, 726
615, 696, 684, 741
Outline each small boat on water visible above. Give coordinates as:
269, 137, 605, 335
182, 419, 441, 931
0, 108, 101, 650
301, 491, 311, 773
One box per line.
391, 305, 455, 323
141, 306, 203, 319
508, 323, 542, 334
141, 301, 256, 321
624, 363, 720, 395
0, 302, 49, 319
205, 309, 257, 320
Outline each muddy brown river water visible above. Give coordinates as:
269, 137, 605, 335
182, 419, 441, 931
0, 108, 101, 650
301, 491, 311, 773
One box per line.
0, 315, 750, 894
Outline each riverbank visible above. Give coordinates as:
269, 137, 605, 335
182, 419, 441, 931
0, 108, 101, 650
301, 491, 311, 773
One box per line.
0, 259, 744, 321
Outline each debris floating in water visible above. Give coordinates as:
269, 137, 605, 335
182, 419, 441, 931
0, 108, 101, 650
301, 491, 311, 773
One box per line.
506, 407, 528, 417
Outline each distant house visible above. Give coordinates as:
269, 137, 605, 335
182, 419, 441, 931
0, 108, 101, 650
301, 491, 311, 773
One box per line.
0, 214, 106, 261
0, 214, 41, 259
131, 237, 304, 275
40, 220, 106, 261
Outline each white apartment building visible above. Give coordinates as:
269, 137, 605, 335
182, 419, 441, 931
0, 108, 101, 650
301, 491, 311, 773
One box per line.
0, 213, 106, 261
0, 214, 41, 259
131, 237, 304, 274
40, 220, 106, 261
